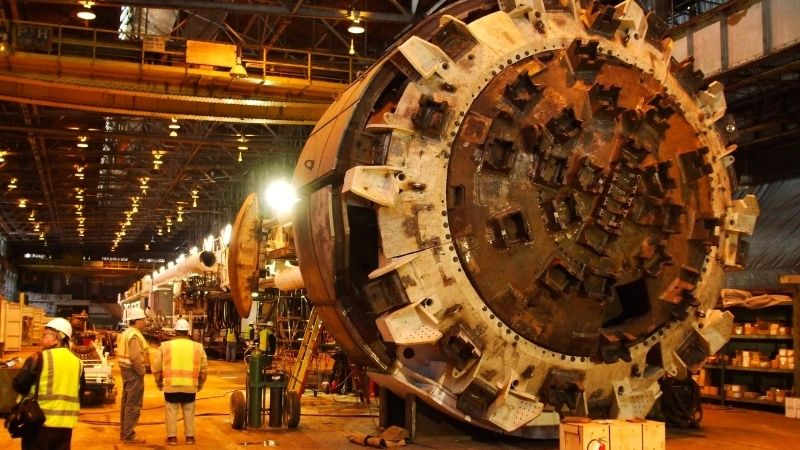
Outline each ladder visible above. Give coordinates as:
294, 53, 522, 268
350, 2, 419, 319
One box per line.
287, 307, 322, 395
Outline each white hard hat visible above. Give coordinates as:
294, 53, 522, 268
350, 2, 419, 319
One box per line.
266, 321, 274, 327
127, 307, 146, 322
46, 317, 73, 339
175, 319, 190, 331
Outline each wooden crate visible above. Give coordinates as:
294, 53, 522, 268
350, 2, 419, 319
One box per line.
787, 397, 799, 419
560, 419, 665, 450
1, 299, 22, 352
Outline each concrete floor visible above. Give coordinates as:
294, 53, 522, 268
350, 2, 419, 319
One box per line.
2, 347, 798, 450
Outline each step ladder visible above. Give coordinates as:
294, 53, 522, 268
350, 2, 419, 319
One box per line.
287, 307, 321, 395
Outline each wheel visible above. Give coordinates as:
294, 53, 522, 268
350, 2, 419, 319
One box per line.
230, 390, 246, 430
283, 390, 301, 429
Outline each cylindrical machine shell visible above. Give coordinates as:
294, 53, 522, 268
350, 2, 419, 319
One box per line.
274, 266, 305, 291
152, 251, 217, 287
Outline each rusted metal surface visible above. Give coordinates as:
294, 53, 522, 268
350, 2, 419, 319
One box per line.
292, 0, 757, 438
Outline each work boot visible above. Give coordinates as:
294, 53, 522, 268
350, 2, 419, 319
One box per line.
166, 436, 178, 446
186, 436, 196, 445
121, 435, 146, 444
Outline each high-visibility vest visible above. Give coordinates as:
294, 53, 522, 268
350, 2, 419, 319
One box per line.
258, 328, 272, 353
226, 328, 237, 343
161, 338, 201, 388
117, 326, 146, 366
27, 347, 83, 428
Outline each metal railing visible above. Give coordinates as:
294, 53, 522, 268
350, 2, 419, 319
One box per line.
1, 19, 374, 85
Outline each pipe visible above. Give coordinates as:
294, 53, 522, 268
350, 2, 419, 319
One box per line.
152, 251, 218, 287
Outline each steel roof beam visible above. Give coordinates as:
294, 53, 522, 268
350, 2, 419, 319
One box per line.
26, 0, 414, 23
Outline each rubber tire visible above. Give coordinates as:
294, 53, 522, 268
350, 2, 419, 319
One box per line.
230, 390, 247, 430
284, 391, 301, 429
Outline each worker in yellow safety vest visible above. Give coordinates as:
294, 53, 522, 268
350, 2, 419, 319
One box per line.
152, 319, 208, 446
225, 326, 238, 362
12, 317, 84, 450
258, 321, 277, 366
116, 307, 150, 444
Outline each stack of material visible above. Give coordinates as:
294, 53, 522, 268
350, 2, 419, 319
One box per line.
720, 289, 792, 309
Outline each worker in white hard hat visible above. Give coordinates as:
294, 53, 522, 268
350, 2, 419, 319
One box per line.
116, 307, 149, 444
12, 317, 85, 448
152, 319, 207, 446
258, 320, 277, 366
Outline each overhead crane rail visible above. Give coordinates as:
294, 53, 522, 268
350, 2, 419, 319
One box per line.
0, 18, 373, 85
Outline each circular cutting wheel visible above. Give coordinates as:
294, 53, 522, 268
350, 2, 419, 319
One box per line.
228, 193, 260, 318
291, 0, 756, 437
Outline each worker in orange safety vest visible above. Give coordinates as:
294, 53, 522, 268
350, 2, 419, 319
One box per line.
152, 318, 208, 446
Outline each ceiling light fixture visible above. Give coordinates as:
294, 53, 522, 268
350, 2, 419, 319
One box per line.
237, 133, 248, 152
77, 136, 89, 148
18, 199, 26, 208
168, 118, 181, 130
229, 56, 248, 79
8, 178, 16, 190
77, 1, 96, 21
153, 150, 164, 170
348, 20, 365, 34
347, 5, 365, 34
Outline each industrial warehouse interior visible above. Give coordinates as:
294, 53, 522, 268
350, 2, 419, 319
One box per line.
1, 0, 799, 449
